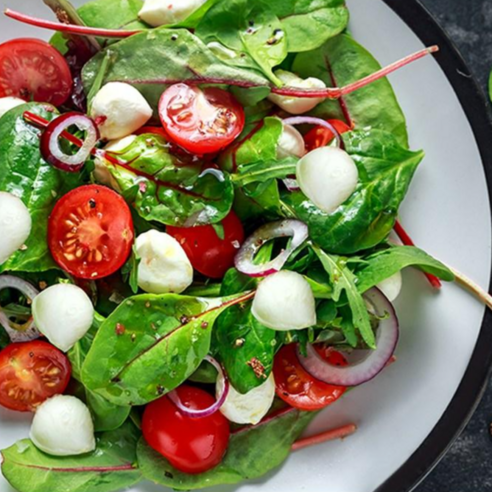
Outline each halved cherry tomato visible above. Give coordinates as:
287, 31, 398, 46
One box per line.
303, 119, 352, 152
142, 385, 230, 474
167, 210, 244, 279
159, 83, 245, 155
48, 185, 134, 280
0, 340, 71, 412
273, 344, 347, 411
0, 38, 73, 107
135, 126, 169, 139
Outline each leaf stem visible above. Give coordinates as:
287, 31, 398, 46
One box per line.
448, 266, 492, 310
291, 423, 357, 451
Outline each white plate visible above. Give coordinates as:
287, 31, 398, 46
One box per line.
0, 1, 491, 491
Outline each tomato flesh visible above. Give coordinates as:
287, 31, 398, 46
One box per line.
159, 84, 245, 155
48, 185, 134, 280
0, 38, 73, 107
142, 385, 230, 474
273, 344, 347, 411
0, 340, 71, 412
167, 210, 244, 279
303, 119, 352, 152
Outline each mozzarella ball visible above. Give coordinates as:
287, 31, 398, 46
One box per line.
0, 192, 32, 265
90, 82, 152, 140
136, 230, 193, 294
268, 70, 326, 115
377, 271, 403, 302
0, 97, 25, 119
277, 124, 306, 159
30, 395, 96, 456
297, 147, 359, 214
252, 271, 316, 330
32, 284, 94, 352
217, 373, 275, 425
139, 0, 207, 27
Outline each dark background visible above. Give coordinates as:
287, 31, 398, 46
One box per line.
416, 1, 492, 490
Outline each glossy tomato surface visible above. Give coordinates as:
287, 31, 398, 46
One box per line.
48, 185, 134, 280
159, 83, 245, 154
0, 340, 71, 412
303, 119, 352, 152
167, 211, 244, 279
142, 385, 230, 474
273, 344, 347, 411
0, 38, 72, 107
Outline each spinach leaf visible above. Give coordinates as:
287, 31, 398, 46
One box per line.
82, 292, 253, 406
1, 422, 141, 492
82, 28, 271, 110
95, 134, 234, 226
233, 180, 281, 221
357, 246, 454, 293
293, 33, 409, 147
232, 157, 298, 187
137, 407, 315, 489
0, 103, 83, 272
282, 129, 424, 254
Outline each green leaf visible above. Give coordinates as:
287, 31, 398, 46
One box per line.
283, 129, 424, 254
121, 246, 141, 294
95, 134, 234, 226
293, 33, 409, 147
137, 407, 316, 489
1, 422, 141, 492
0, 103, 83, 272
313, 246, 375, 348
81, 291, 254, 405
356, 245, 454, 293
233, 180, 281, 221
232, 157, 297, 187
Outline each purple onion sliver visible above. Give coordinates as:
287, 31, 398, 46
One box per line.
282, 116, 342, 148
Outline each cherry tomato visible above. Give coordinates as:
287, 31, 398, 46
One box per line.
159, 83, 245, 155
135, 126, 169, 139
48, 185, 134, 280
0, 340, 71, 412
273, 344, 347, 411
303, 119, 352, 152
142, 385, 230, 474
167, 211, 244, 279
0, 38, 73, 107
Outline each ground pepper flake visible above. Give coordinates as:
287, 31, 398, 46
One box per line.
201, 321, 209, 329
247, 357, 267, 379
115, 323, 126, 335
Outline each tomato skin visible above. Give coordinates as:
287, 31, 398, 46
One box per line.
142, 386, 230, 474
48, 185, 134, 280
303, 119, 352, 152
0, 38, 72, 107
273, 344, 347, 411
159, 84, 245, 155
135, 126, 169, 139
0, 340, 71, 412
167, 211, 244, 279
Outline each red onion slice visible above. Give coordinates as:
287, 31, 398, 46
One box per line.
40, 112, 99, 172
282, 116, 342, 148
0, 275, 40, 343
234, 220, 309, 277
167, 355, 229, 419
297, 287, 399, 386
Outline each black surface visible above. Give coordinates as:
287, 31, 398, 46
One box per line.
403, 1, 492, 491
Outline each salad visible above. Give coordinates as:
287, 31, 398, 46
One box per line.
0, 1, 489, 491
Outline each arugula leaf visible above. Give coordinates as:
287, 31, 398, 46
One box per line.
82, 292, 254, 406
95, 134, 234, 226
293, 33, 409, 147
1, 422, 141, 492
137, 407, 316, 489
282, 129, 424, 254
357, 246, 454, 293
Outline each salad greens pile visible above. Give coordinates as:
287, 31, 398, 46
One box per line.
0, 0, 456, 491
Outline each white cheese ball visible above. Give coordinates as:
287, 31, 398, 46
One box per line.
139, 0, 207, 27
268, 70, 326, 115
136, 230, 193, 294
0, 192, 32, 265
90, 82, 152, 140
0, 97, 25, 119
30, 395, 96, 456
252, 271, 316, 330
277, 124, 306, 159
32, 284, 94, 352
217, 373, 275, 425
377, 271, 403, 302
297, 146, 359, 214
